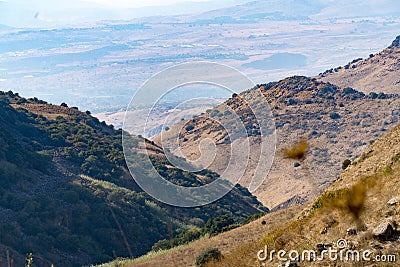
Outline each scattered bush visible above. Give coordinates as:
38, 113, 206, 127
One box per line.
369, 92, 378, 99
342, 159, 351, 170
377, 92, 387, 99
185, 125, 195, 131
196, 248, 222, 267
343, 87, 357, 95
151, 239, 173, 252
330, 113, 340, 119
311, 189, 349, 212
392, 152, 400, 163
16, 98, 27, 104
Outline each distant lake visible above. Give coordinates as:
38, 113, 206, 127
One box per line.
243, 53, 307, 70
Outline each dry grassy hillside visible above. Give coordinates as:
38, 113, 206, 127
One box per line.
98, 206, 300, 267
319, 35, 400, 94
205, 115, 400, 267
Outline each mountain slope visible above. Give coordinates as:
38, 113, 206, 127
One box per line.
159, 73, 400, 208
319, 35, 400, 94
0, 91, 267, 266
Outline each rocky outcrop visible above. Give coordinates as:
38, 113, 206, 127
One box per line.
387, 196, 400, 206
373, 220, 396, 241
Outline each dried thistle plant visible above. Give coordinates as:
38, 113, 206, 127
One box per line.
283, 140, 308, 161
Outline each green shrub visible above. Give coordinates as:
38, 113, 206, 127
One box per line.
151, 239, 172, 252
176, 228, 202, 245
196, 248, 222, 266
204, 215, 235, 236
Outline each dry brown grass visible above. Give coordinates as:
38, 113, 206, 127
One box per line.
205, 218, 312, 267
105, 207, 301, 267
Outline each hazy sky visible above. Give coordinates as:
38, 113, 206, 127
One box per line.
0, 0, 248, 28
1, 0, 399, 28
81, 0, 212, 8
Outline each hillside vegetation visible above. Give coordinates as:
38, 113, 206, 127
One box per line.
0, 91, 267, 266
